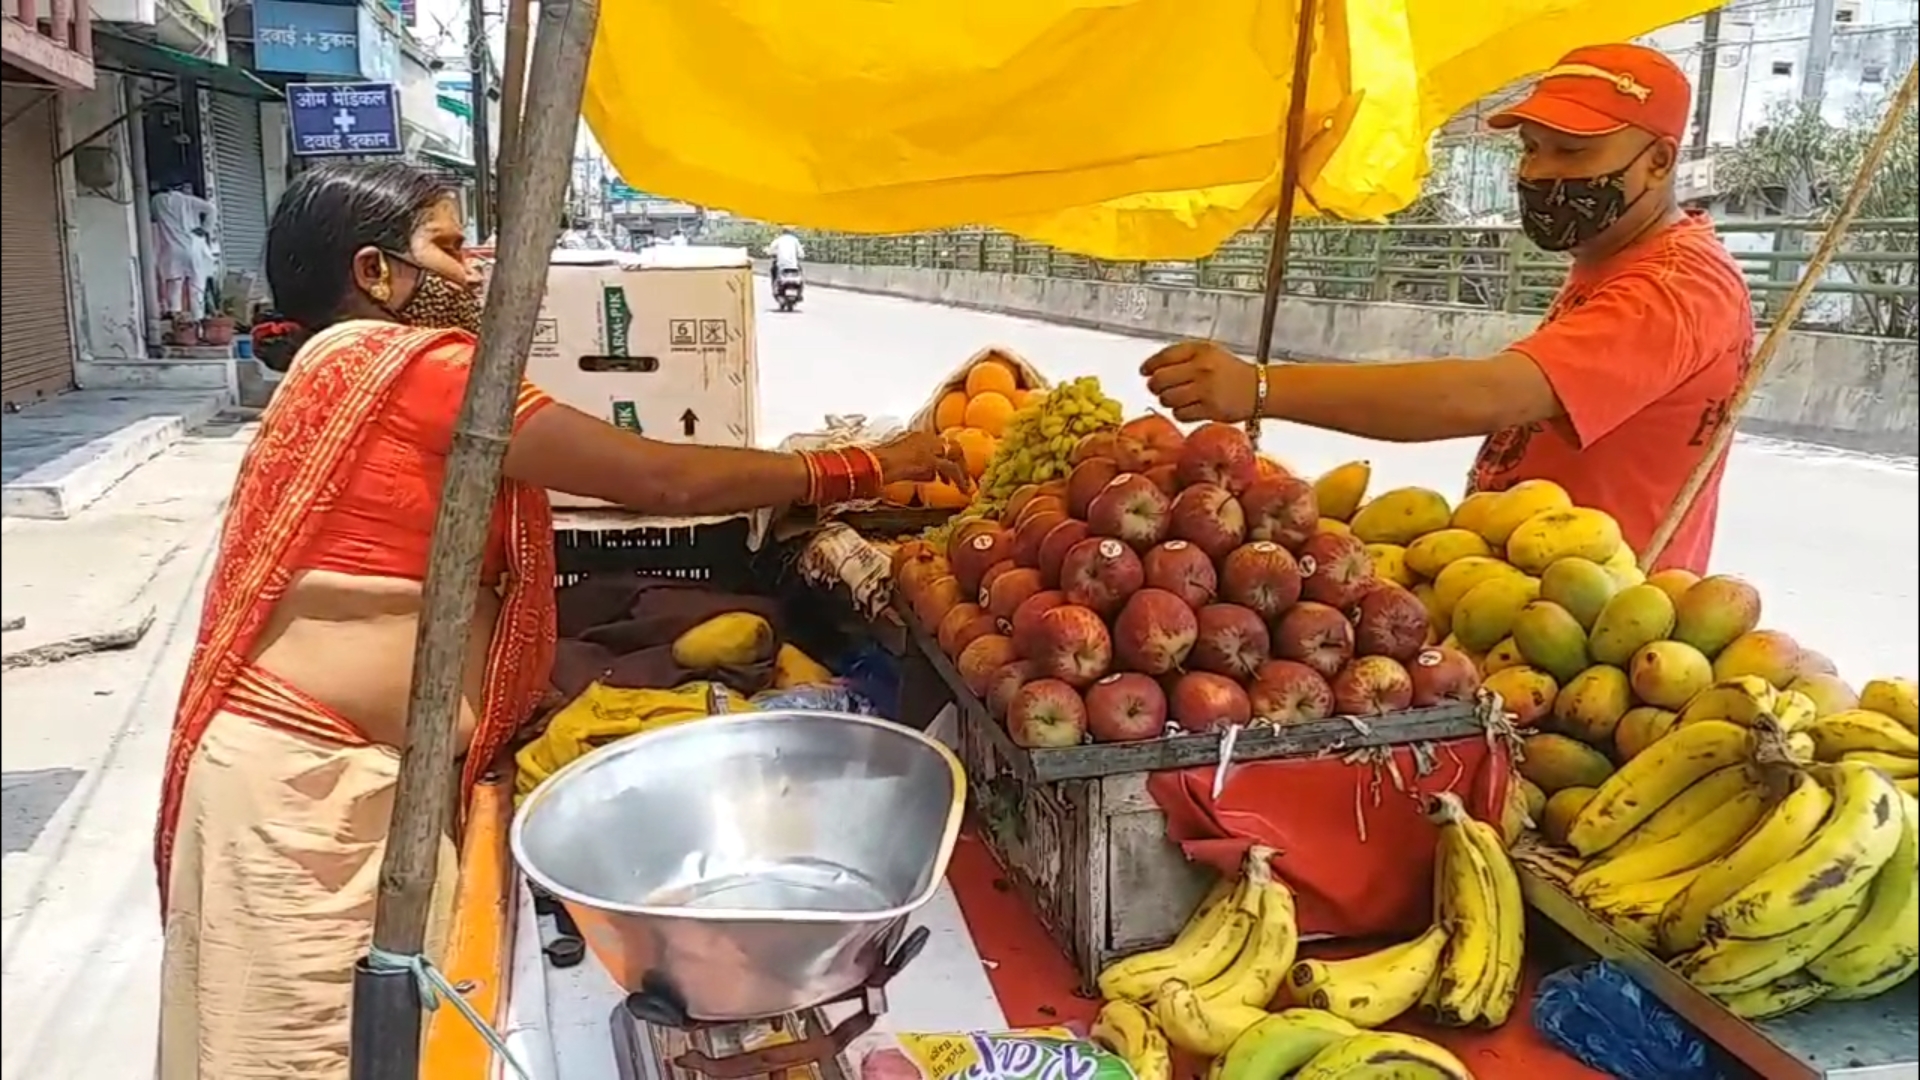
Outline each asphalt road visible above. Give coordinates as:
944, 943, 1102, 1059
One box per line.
0, 283, 1912, 1079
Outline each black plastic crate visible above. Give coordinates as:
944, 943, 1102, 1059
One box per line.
553, 517, 760, 593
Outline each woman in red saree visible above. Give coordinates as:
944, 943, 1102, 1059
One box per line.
156, 161, 960, 1079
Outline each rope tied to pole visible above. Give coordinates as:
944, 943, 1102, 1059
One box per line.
366, 946, 533, 1080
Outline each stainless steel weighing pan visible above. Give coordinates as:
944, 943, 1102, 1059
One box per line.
511, 710, 967, 1020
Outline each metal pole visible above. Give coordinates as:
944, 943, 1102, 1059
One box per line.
498, 0, 532, 208
1641, 61, 1917, 570
348, 0, 600, 1073
1800, 0, 1837, 119
466, 0, 495, 238
1247, 0, 1322, 446
1690, 8, 1722, 155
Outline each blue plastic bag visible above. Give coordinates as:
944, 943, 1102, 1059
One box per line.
1533, 962, 1727, 1080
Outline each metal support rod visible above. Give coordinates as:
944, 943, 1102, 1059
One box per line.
1247, 0, 1323, 443
1690, 8, 1721, 155
54, 84, 175, 164
350, 0, 602, 1074
466, 0, 496, 238
1640, 61, 1917, 571
498, 0, 533, 210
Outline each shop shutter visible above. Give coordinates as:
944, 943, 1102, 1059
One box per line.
208, 94, 270, 299
1, 86, 78, 407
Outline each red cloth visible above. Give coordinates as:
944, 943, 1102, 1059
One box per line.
1147, 736, 1511, 938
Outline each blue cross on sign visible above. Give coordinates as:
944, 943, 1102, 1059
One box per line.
287, 81, 403, 157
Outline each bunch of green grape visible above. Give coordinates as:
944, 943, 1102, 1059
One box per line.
969, 376, 1124, 519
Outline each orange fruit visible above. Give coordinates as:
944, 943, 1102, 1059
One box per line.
963, 392, 1015, 437
965, 359, 1020, 399
949, 427, 996, 477
934, 390, 969, 431
882, 480, 918, 505
1012, 388, 1044, 410
918, 479, 970, 510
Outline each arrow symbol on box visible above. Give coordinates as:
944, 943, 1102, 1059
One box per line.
681, 409, 699, 437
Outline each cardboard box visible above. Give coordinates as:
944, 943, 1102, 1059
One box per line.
524, 247, 760, 508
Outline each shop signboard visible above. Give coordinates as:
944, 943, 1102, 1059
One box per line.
254, 0, 362, 77
288, 81, 404, 157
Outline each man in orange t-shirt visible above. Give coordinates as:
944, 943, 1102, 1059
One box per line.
1141, 44, 1753, 574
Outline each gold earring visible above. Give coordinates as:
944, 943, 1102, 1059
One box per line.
370, 280, 392, 304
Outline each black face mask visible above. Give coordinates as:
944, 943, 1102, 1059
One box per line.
377, 252, 484, 335
1516, 143, 1655, 253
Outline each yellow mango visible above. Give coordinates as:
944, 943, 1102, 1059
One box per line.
672, 611, 777, 669
1504, 507, 1625, 574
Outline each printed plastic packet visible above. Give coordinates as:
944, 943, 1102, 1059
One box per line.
855, 1029, 1137, 1080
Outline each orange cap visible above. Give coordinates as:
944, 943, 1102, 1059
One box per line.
1490, 44, 1693, 143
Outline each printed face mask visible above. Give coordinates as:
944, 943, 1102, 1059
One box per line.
393, 267, 484, 335
1515, 142, 1656, 253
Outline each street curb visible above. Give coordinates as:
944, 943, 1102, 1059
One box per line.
1, 607, 157, 670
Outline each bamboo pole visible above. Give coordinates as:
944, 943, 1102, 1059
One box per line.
1638, 60, 1917, 571
498, 0, 534, 209
348, 0, 602, 1074
1246, 0, 1323, 447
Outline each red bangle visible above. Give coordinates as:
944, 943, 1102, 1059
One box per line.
815, 449, 854, 506
799, 451, 823, 506
850, 448, 885, 501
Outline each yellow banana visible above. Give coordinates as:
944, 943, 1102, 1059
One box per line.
1806, 709, 1920, 760
1430, 795, 1500, 1023
1717, 970, 1831, 1020
1097, 876, 1255, 1002
1293, 1032, 1475, 1080
1198, 846, 1298, 1008
1600, 766, 1755, 861
1675, 889, 1869, 996
1901, 776, 1919, 797
1838, 749, 1920, 779
1676, 676, 1778, 728
1710, 761, 1904, 941
1805, 786, 1918, 997
1771, 691, 1818, 734
1787, 731, 1816, 762
1859, 678, 1919, 732
1659, 769, 1832, 955
1307, 925, 1449, 1028
1090, 1001, 1172, 1080
1568, 720, 1753, 857
1572, 781, 1768, 897
1461, 815, 1526, 1027
1583, 870, 1702, 955
1152, 979, 1268, 1057
1286, 930, 1446, 1006
1214, 1010, 1358, 1080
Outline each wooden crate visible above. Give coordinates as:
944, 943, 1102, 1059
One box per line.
915, 628, 1490, 989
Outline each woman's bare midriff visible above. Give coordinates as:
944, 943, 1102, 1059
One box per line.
247, 569, 499, 750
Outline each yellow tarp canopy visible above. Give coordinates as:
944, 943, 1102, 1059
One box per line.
584, 0, 1719, 260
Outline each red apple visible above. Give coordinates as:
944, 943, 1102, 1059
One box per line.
979, 559, 1018, 597
958, 634, 1020, 697
1067, 458, 1122, 518
1121, 413, 1186, 469
1219, 541, 1303, 620
1189, 603, 1271, 680
1071, 431, 1131, 466
1036, 479, 1070, 504
1014, 495, 1068, 533
1272, 601, 1356, 680
1143, 463, 1181, 498
952, 519, 1003, 551
1408, 647, 1482, 708
942, 606, 1002, 660
1004, 485, 1045, 526
1037, 519, 1092, 587
1176, 422, 1259, 494
1085, 672, 1169, 743
1013, 511, 1067, 567
1354, 584, 1431, 663
1112, 588, 1199, 675
1009, 590, 1068, 655
1141, 540, 1218, 609
984, 566, 1046, 623
1086, 474, 1173, 551
1255, 455, 1293, 481
890, 539, 936, 579
894, 551, 947, 606
936, 602, 986, 655
912, 575, 964, 631
950, 527, 1013, 596
1031, 604, 1114, 688
1169, 483, 1247, 562
1240, 476, 1320, 552
985, 659, 1040, 723
1331, 656, 1415, 716
1168, 671, 1252, 734
1298, 531, 1375, 609
1248, 659, 1335, 726
1008, 679, 1089, 749
1060, 537, 1145, 619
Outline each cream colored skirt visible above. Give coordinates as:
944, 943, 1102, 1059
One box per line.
158, 711, 457, 1080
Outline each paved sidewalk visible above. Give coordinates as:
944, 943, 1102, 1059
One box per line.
1, 415, 253, 669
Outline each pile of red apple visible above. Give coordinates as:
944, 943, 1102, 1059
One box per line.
891, 415, 1483, 750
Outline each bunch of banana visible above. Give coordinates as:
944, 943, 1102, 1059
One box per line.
1289, 926, 1449, 1028
1090, 1001, 1171, 1080
1564, 720, 1755, 856
1804, 692, 1919, 797
1291, 1032, 1476, 1080
1425, 792, 1526, 1027
1663, 762, 1916, 1019
1152, 979, 1269, 1057
1209, 1010, 1356, 1080
1676, 676, 1815, 732
1096, 874, 1257, 1004
1194, 846, 1300, 1009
